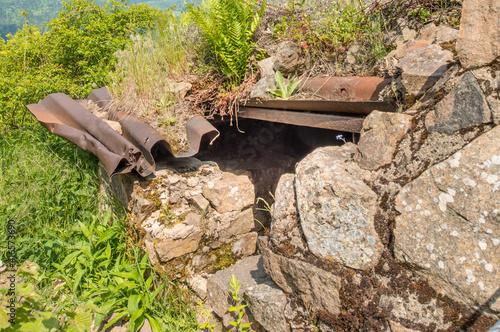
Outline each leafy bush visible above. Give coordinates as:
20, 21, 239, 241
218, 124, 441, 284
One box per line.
273, 0, 389, 64
187, 0, 266, 84
0, 0, 164, 130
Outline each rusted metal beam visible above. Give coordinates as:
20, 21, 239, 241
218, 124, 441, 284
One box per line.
301, 76, 391, 101
238, 107, 365, 133
241, 99, 397, 114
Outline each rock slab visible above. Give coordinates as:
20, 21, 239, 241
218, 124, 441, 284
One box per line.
395, 125, 500, 311
270, 173, 308, 252
426, 72, 492, 134
202, 173, 255, 213
356, 111, 413, 170
262, 248, 341, 316
397, 41, 453, 98
244, 283, 288, 332
295, 145, 383, 270
207, 255, 271, 327
456, 0, 500, 69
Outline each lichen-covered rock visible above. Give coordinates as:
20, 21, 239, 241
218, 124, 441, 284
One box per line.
244, 282, 288, 332
426, 72, 492, 134
202, 172, 255, 213
207, 256, 271, 328
261, 248, 341, 316
270, 173, 308, 252
456, 0, 500, 69
394, 125, 500, 311
397, 41, 453, 98
295, 145, 383, 270
355, 111, 413, 170
272, 41, 307, 76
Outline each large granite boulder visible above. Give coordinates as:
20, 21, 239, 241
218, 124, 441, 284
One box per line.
295, 145, 383, 270
456, 0, 500, 69
426, 72, 492, 134
394, 125, 500, 312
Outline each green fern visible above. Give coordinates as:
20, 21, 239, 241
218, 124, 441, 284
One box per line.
187, 0, 266, 84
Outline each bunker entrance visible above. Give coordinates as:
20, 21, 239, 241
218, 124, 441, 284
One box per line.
195, 119, 359, 227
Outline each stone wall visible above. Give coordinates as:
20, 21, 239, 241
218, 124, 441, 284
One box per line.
201, 1, 499, 331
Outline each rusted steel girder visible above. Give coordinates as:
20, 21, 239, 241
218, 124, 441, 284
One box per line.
26, 87, 219, 177
302, 76, 391, 101
238, 107, 365, 133
241, 99, 397, 114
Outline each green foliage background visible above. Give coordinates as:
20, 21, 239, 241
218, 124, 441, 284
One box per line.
0, 0, 201, 38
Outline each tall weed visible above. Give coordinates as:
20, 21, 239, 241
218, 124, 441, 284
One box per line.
111, 10, 192, 113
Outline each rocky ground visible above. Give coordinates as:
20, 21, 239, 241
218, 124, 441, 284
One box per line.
98, 0, 499, 330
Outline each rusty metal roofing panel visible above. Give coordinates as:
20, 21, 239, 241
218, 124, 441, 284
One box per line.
27, 87, 219, 177
238, 107, 365, 133
241, 99, 397, 114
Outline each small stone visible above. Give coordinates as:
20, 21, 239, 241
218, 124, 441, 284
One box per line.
166, 82, 192, 102
185, 212, 201, 227
418, 23, 459, 44
273, 41, 308, 76
104, 120, 122, 135
232, 232, 258, 257
187, 274, 208, 298
132, 193, 156, 223
154, 224, 202, 262
138, 319, 152, 332
190, 194, 210, 211
218, 208, 256, 240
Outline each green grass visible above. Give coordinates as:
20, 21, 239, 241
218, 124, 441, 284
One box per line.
0, 125, 197, 331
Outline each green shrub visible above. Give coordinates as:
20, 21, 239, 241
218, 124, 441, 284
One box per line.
0, 0, 164, 130
273, 0, 389, 65
187, 0, 266, 84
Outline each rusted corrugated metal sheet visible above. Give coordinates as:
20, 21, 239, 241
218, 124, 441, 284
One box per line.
27, 87, 219, 177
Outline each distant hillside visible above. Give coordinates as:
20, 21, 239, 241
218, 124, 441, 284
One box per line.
0, 0, 199, 39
